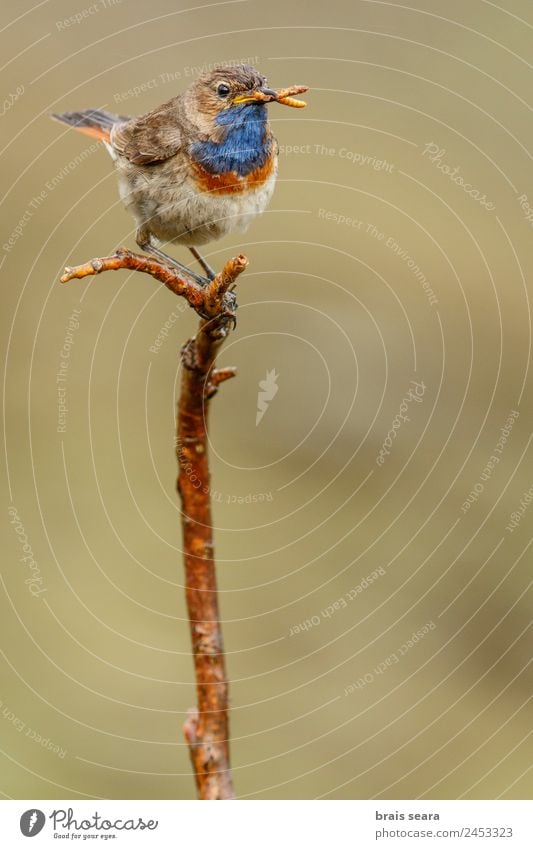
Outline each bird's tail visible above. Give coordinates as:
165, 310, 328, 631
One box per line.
50, 108, 129, 142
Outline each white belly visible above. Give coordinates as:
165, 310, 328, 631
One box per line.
115, 157, 278, 247
156, 171, 277, 246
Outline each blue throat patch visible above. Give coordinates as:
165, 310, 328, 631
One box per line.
191, 103, 272, 177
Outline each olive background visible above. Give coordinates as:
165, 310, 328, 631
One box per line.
1, 0, 532, 799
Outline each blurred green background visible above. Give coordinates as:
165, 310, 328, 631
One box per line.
1, 0, 532, 800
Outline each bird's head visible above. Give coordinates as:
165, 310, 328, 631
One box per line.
185, 64, 307, 139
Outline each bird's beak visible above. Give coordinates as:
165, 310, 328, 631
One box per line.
233, 85, 308, 108
257, 87, 278, 100
232, 87, 278, 105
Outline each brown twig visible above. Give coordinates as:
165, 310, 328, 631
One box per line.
61, 247, 248, 799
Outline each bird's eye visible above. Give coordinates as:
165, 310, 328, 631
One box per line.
217, 83, 231, 97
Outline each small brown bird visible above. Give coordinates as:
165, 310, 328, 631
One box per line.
51, 65, 308, 283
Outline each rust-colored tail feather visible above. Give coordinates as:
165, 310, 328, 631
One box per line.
50, 108, 129, 142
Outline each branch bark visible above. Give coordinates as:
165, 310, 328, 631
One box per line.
61, 248, 248, 799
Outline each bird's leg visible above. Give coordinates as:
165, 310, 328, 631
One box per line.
189, 247, 216, 281
137, 235, 210, 286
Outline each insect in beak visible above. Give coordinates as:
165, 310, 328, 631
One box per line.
233, 85, 309, 108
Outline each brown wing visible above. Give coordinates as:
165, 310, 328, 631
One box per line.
111, 98, 183, 165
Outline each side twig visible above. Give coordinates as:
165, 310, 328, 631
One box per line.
61, 247, 248, 799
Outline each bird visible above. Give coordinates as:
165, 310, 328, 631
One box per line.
51, 65, 308, 284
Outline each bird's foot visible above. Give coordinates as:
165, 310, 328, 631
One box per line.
189, 247, 216, 281
138, 241, 210, 286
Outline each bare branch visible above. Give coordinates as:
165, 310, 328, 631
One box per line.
60, 247, 246, 321
60, 247, 242, 799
